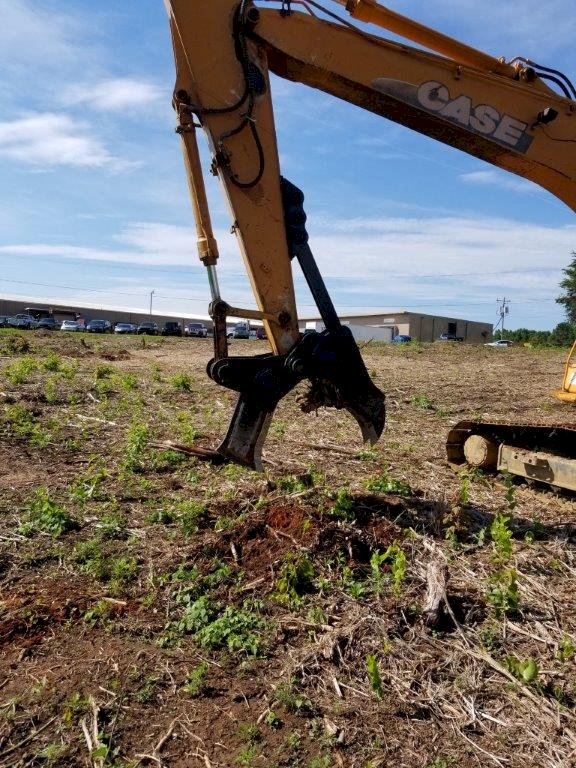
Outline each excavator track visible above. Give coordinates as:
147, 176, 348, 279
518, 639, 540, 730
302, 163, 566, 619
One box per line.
446, 421, 576, 492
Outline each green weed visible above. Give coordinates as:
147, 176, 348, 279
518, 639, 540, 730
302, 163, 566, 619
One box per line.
43, 377, 57, 404
490, 512, 513, 564
119, 373, 138, 392
330, 489, 355, 521
74, 539, 137, 592
5, 404, 53, 448
556, 636, 576, 662
486, 568, 519, 616
173, 596, 267, 656
95, 364, 114, 380
172, 373, 192, 390
370, 542, 407, 597
365, 469, 412, 497
123, 421, 149, 472
410, 394, 435, 410
3, 356, 38, 385
183, 664, 208, 697
274, 680, 313, 716
274, 554, 315, 606
42, 352, 62, 372
19, 487, 76, 537
505, 655, 539, 684
366, 654, 383, 698
277, 475, 309, 494
83, 600, 116, 629
69, 469, 107, 504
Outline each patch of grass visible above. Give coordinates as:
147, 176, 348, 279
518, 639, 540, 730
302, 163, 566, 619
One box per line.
19, 487, 76, 537
4, 404, 53, 448
277, 475, 310, 494
175, 411, 199, 443
42, 352, 62, 372
172, 596, 268, 655
3, 356, 38, 385
150, 449, 187, 471
183, 663, 209, 697
69, 469, 107, 505
364, 469, 412, 497
118, 373, 138, 391
74, 539, 137, 592
172, 372, 192, 390
273, 680, 314, 716
95, 363, 115, 380
410, 394, 435, 410
1, 333, 31, 355
274, 554, 315, 606
123, 420, 149, 472
330, 488, 355, 521
175, 499, 206, 535
83, 600, 116, 629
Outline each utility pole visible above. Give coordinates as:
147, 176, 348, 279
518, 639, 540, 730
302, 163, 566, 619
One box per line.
496, 297, 510, 337
149, 290, 155, 317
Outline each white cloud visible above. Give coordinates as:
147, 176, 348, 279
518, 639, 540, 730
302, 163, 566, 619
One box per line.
0, 214, 572, 293
0, 0, 80, 66
0, 222, 242, 268
460, 170, 539, 195
62, 78, 163, 112
0, 113, 130, 170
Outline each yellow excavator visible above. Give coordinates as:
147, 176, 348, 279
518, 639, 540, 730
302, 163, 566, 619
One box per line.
163, 0, 576, 486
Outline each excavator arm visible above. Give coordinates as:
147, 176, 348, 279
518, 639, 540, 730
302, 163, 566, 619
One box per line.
164, 0, 576, 469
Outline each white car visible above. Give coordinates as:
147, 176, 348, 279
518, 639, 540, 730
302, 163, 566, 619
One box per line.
61, 320, 79, 332
485, 339, 513, 348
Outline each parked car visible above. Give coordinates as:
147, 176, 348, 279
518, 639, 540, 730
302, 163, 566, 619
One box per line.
61, 320, 80, 332
86, 319, 109, 333
485, 339, 513, 348
162, 321, 182, 337
14, 314, 38, 329
36, 317, 57, 330
0, 316, 12, 328
256, 327, 267, 340
138, 321, 158, 335
392, 334, 412, 344
438, 332, 463, 342
184, 322, 208, 338
232, 323, 250, 340
114, 322, 137, 334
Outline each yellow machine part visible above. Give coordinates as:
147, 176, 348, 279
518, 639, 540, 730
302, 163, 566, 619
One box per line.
554, 341, 576, 404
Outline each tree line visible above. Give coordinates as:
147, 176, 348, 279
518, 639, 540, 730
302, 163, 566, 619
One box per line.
494, 252, 576, 347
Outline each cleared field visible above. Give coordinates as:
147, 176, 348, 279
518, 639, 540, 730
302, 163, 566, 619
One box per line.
0, 330, 574, 768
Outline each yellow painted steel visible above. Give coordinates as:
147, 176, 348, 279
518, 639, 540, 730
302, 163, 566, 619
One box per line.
164, 0, 576, 359
554, 341, 576, 403
334, 0, 516, 77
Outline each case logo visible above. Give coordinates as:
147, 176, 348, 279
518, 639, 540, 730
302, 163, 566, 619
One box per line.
372, 78, 533, 153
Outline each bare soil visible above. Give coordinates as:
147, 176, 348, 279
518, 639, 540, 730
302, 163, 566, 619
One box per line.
0, 330, 574, 768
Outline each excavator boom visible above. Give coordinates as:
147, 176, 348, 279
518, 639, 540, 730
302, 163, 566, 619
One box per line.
164, 0, 576, 469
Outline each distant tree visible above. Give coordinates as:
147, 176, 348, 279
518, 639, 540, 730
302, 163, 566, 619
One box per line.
550, 321, 576, 347
556, 251, 576, 324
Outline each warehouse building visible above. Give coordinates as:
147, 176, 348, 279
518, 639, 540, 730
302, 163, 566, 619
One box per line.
301, 310, 492, 343
1, 297, 492, 343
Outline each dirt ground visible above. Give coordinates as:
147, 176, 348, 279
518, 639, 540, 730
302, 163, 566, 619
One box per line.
0, 330, 575, 768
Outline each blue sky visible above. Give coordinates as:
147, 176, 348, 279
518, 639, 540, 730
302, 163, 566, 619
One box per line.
0, 0, 575, 330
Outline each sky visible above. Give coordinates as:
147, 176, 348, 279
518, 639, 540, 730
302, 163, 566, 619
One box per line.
0, 0, 575, 330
